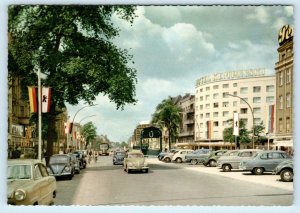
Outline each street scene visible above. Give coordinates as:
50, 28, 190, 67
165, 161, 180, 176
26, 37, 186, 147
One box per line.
4, 3, 296, 211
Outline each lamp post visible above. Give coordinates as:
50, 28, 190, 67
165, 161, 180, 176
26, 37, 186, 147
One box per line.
227, 93, 255, 149
78, 115, 97, 124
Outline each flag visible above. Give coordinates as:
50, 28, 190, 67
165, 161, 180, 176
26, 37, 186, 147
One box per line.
28, 87, 38, 113
207, 120, 213, 139
266, 105, 275, 134
41, 87, 51, 113
233, 113, 239, 136
64, 122, 73, 134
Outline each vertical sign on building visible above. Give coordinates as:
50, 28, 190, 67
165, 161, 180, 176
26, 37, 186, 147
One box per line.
233, 113, 239, 136
265, 105, 275, 134
207, 120, 213, 139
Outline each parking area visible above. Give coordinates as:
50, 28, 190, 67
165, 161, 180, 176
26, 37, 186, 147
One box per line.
146, 157, 293, 192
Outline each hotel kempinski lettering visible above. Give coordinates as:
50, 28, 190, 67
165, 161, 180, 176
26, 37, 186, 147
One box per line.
196, 69, 265, 86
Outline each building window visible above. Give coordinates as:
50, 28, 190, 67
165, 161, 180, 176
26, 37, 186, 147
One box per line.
206, 86, 210, 91
205, 104, 210, 109
223, 84, 229, 88
200, 88, 203, 92
200, 105, 203, 110
253, 86, 261, 93
223, 92, 229, 98
286, 93, 291, 108
241, 118, 248, 126
213, 103, 219, 108
240, 98, 248, 104
200, 114, 203, 119
20, 106, 25, 117
213, 93, 219, 99
286, 117, 290, 133
241, 108, 248, 114
279, 95, 283, 109
213, 121, 219, 127
253, 97, 261, 103
286, 69, 291, 84
213, 112, 218, 117
200, 96, 203, 101
206, 95, 210, 100
266, 85, 274, 92
205, 113, 210, 118
253, 107, 261, 114
213, 85, 219, 90
266, 96, 274, 103
254, 118, 261, 125
240, 87, 248, 94
233, 91, 237, 96
223, 102, 229, 107
279, 118, 283, 132
223, 111, 229, 117
279, 71, 283, 86
233, 101, 237, 107
233, 83, 237, 87
281, 53, 285, 61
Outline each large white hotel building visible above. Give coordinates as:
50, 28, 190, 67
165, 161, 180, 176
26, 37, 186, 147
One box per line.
193, 68, 275, 149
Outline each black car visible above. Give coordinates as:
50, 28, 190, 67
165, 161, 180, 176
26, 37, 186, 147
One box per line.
47, 154, 75, 180
113, 151, 126, 165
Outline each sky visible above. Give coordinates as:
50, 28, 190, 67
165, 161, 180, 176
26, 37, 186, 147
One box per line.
66, 5, 294, 142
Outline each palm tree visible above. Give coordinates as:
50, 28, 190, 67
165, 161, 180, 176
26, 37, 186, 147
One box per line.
151, 98, 182, 150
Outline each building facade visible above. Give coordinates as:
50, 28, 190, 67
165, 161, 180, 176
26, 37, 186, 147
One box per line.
274, 25, 294, 152
193, 69, 275, 149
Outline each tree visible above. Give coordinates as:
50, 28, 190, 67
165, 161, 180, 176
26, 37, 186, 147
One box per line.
252, 121, 267, 144
81, 122, 97, 149
151, 98, 182, 150
8, 5, 137, 160
223, 119, 251, 147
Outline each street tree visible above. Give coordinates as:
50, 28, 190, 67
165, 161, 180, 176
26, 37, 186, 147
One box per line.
223, 119, 251, 147
151, 98, 182, 150
8, 5, 137, 159
252, 121, 268, 144
81, 122, 97, 149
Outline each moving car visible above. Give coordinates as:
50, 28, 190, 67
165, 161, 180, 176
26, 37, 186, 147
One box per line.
123, 150, 149, 173
172, 149, 194, 163
203, 150, 228, 167
47, 154, 75, 180
273, 159, 293, 182
113, 151, 126, 165
217, 149, 261, 172
7, 159, 57, 205
185, 149, 212, 165
239, 150, 292, 175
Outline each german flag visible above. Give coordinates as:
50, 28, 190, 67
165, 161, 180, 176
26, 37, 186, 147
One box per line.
28, 87, 38, 113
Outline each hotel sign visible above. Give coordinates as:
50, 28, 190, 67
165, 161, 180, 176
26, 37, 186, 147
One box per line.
278, 25, 293, 46
196, 69, 265, 86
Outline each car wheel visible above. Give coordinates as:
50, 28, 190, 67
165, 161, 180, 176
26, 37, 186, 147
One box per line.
190, 159, 198, 165
164, 157, 171, 163
253, 167, 264, 175
209, 160, 217, 167
176, 158, 183, 163
68, 175, 73, 180
144, 169, 148, 173
222, 164, 232, 172
280, 169, 293, 182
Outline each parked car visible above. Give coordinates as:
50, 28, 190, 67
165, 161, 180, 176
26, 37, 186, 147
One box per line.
203, 150, 229, 167
185, 149, 212, 165
113, 151, 126, 165
217, 149, 261, 172
73, 151, 86, 169
70, 154, 81, 174
172, 149, 194, 163
273, 159, 293, 182
239, 150, 292, 175
7, 159, 57, 205
162, 150, 179, 163
123, 150, 149, 173
47, 154, 75, 180
158, 149, 177, 161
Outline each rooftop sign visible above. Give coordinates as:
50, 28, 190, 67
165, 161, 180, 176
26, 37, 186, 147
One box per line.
196, 69, 265, 87
278, 25, 293, 46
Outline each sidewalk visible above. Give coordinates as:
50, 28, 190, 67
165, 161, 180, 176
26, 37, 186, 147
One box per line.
146, 157, 293, 192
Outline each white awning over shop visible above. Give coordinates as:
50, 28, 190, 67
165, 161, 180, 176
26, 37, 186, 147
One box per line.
273, 140, 293, 147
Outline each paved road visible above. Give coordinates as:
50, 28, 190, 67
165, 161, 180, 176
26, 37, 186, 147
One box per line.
54, 155, 293, 206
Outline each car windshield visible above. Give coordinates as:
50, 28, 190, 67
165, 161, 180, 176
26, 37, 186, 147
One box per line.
49, 155, 69, 163
224, 150, 239, 156
116, 152, 125, 156
7, 164, 32, 179
128, 153, 143, 158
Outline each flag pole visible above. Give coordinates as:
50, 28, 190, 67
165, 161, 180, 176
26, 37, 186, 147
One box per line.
38, 67, 42, 161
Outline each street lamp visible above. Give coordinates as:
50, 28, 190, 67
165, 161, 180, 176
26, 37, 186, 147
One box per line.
78, 115, 97, 124
227, 93, 255, 149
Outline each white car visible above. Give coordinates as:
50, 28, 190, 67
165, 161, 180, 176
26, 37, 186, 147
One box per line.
172, 149, 194, 163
